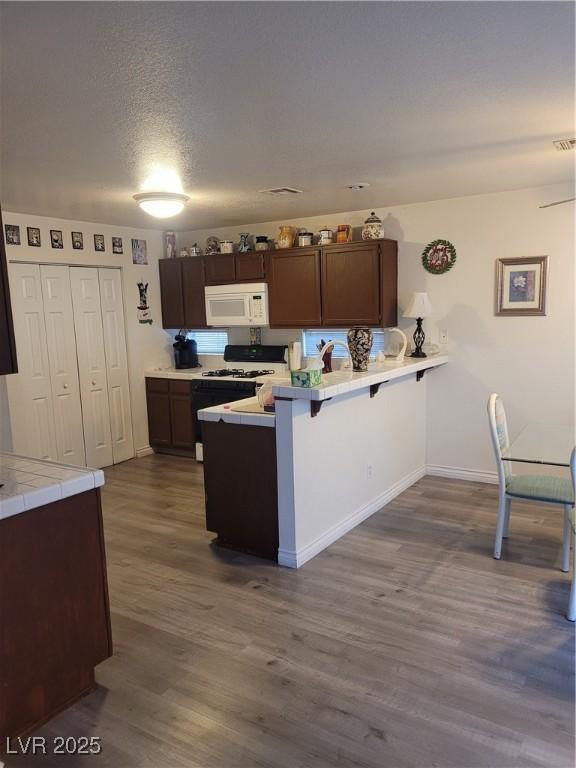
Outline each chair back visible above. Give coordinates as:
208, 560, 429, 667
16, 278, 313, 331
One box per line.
487, 393, 511, 485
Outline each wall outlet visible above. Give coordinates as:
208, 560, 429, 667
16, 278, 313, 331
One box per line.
367, 463, 374, 479
439, 329, 448, 345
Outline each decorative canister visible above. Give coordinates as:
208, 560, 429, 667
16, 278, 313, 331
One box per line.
298, 231, 313, 247
336, 224, 352, 243
238, 233, 251, 252
362, 211, 384, 240
220, 240, 234, 254
189, 242, 201, 257
277, 226, 295, 249
255, 236, 269, 251
319, 227, 333, 245
205, 236, 220, 255
165, 231, 177, 259
347, 326, 374, 372
179, 248, 189, 257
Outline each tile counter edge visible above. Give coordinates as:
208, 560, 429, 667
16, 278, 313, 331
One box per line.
0, 453, 105, 520
271, 355, 449, 401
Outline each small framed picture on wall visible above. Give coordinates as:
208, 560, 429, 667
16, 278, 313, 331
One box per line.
94, 234, 105, 252
495, 256, 548, 316
112, 236, 123, 254
50, 229, 64, 249
27, 227, 41, 247
4, 224, 20, 245
72, 231, 84, 249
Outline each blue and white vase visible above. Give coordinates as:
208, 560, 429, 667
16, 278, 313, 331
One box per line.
347, 326, 373, 372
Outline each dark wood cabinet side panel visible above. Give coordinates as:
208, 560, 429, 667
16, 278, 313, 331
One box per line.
0, 205, 17, 374
159, 259, 185, 329
380, 240, 398, 327
267, 249, 322, 328
321, 244, 381, 326
169, 394, 195, 449
203, 422, 278, 559
235, 252, 265, 282
182, 257, 207, 329
204, 253, 236, 285
0, 490, 111, 739
146, 385, 172, 446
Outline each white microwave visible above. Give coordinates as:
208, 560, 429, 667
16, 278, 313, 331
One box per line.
204, 283, 269, 327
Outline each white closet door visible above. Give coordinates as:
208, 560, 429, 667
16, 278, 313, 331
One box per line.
98, 268, 134, 463
6, 263, 58, 460
70, 267, 113, 468
40, 265, 86, 466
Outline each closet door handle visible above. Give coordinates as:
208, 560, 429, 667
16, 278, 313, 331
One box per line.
91, 380, 97, 386
62, 383, 68, 389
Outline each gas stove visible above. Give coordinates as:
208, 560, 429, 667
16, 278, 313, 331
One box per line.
201, 368, 276, 379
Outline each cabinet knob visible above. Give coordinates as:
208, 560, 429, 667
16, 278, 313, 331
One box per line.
91, 380, 97, 386
63, 383, 68, 389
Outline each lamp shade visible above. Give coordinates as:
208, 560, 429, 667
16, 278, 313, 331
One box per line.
403, 292, 433, 319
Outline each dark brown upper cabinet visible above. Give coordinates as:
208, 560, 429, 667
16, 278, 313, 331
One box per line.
204, 252, 265, 285
267, 239, 397, 329
235, 252, 265, 282
204, 253, 236, 284
159, 257, 207, 330
0, 205, 18, 375
321, 242, 381, 326
182, 257, 207, 328
267, 248, 322, 328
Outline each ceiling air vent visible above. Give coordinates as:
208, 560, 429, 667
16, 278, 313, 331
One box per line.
258, 186, 303, 195
552, 138, 576, 151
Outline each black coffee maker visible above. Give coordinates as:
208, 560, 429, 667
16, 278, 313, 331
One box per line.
173, 334, 199, 369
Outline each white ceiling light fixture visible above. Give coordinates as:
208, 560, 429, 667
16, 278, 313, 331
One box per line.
133, 191, 190, 218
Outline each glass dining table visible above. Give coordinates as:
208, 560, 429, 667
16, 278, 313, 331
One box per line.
502, 424, 575, 468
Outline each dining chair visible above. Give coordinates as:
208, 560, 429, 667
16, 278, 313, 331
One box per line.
568, 448, 575, 621
487, 394, 574, 569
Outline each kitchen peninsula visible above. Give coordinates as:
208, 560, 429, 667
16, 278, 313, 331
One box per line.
0, 455, 112, 742
199, 355, 448, 567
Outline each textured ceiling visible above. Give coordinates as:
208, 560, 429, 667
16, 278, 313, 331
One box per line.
1, 1, 574, 230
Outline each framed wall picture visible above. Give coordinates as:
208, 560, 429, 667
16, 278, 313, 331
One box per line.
131, 238, 147, 265
495, 256, 548, 316
94, 234, 105, 252
27, 226, 41, 247
112, 236, 123, 254
72, 231, 84, 250
4, 224, 20, 245
50, 229, 64, 249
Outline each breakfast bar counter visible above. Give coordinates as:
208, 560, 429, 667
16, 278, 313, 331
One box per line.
198, 356, 448, 567
0, 454, 112, 742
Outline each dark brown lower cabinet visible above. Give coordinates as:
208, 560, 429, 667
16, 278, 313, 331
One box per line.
202, 421, 278, 561
146, 378, 196, 454
0, 489, 112, 742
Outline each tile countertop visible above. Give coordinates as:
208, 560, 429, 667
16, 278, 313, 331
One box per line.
197, 397, 275, 428
269, 355, 449, 401
0, 453, 105, 521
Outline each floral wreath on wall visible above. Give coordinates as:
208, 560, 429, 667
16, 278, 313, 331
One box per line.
422, 239, 457, 274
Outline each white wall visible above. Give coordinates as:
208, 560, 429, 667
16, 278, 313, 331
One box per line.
1, 212, 174, 455
179, 182, 575, 476
276, 373, 428, 567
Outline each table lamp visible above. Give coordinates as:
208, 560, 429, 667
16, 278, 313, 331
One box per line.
403, 292, 432, 358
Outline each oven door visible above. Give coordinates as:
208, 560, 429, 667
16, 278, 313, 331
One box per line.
205, 291, 251, 326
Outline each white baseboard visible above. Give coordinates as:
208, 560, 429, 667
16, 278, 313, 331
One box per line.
426, 464, 498, 484
136, 445, 154, 458
278, 465, 426, 569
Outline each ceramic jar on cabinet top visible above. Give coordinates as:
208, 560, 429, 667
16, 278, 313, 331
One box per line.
362, 211, 384, 240
277, 226, 295, 249
347, 326, 374, 372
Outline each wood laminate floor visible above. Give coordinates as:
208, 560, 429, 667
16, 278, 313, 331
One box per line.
6, 454, 575, 768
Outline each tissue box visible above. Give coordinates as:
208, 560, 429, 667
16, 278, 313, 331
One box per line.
290, 369, 322, 388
